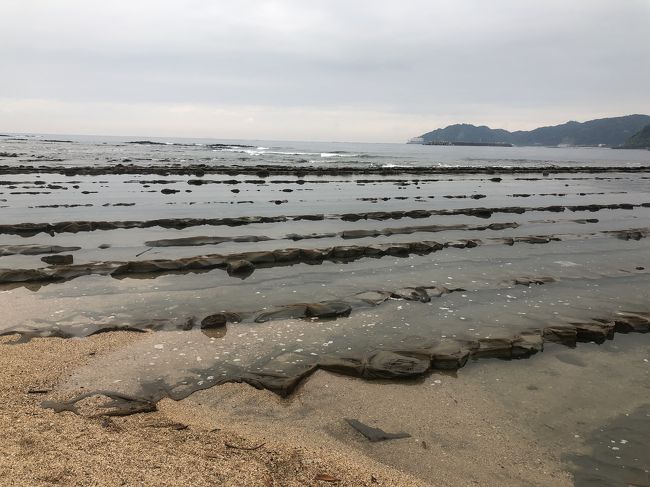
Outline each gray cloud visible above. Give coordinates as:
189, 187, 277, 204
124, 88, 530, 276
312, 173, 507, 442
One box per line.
1, 0, 649, 141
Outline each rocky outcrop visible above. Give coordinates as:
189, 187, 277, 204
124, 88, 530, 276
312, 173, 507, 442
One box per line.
0, 204, 644, 236
38, 310, 650, 413
2, 162, 649, 177
0, 245, 80, 256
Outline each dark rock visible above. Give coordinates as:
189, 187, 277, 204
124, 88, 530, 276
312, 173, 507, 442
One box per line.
431, 344, 472, 370
0, 269, 50, 283
300, 248, 332, 261
378, 243, 411, 256
513, 276, 555, 286
404, 210, 432, 219
473, 338, 513, 359
292, 214, 324, 221
53, 221, 93, 233
183, 256, 226, 270
41, 254, 73, 265
543, 325, 577, 347
611, 313, 650, 333
226, 259, 255, 278
145, 236, 230, 247
272, 248, 302, 263
408, 241, 443, 254
341, 229, 379, 239
391, 287, 430, 303
511, 331, 543, 358
201, 314, 228, 329
0, 244, 80, 256
179, 316, 195, 331
467, 208, 492, 218
345, 418, 411, 442
111, 260, 182, 276
488, 222, 519, 231
240, 251, 275, 264
319, 351, 429, 380
340, 213, 364, 222
572, 321, 614, 343
306, 301, 352, 319
518, 236, 556, 244
332, 246, 366, 259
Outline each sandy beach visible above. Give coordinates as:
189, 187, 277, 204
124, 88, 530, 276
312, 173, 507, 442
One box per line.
2, 324, 647, 486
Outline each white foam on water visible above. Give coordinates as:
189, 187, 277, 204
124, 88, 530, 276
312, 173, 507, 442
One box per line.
320, 152, 357, 158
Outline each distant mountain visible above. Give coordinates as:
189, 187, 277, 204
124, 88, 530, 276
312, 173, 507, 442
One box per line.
416, 115, 650, 147
621, 123, 650, 149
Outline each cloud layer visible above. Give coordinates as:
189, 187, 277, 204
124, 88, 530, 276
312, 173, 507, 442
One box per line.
2, 0, 649, 141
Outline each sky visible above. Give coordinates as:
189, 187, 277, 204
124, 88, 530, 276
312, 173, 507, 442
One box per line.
1, 0, 649, 142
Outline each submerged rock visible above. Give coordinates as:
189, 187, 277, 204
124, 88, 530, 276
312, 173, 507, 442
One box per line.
254, 305, 309, 323
319, 350, 430, 380
200, 314, 228, 329
243, 352, 319, 396
226, 259, 255, 278
305, 301, 352, 319
42, 391, 157, 417
345, 418, 411, 442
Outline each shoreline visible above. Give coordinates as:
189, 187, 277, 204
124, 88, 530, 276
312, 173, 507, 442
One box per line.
1, 325, 648, 485
0, 332, 426, 486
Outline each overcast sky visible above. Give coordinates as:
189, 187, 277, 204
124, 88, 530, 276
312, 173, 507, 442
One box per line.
1, 1, 649, 142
